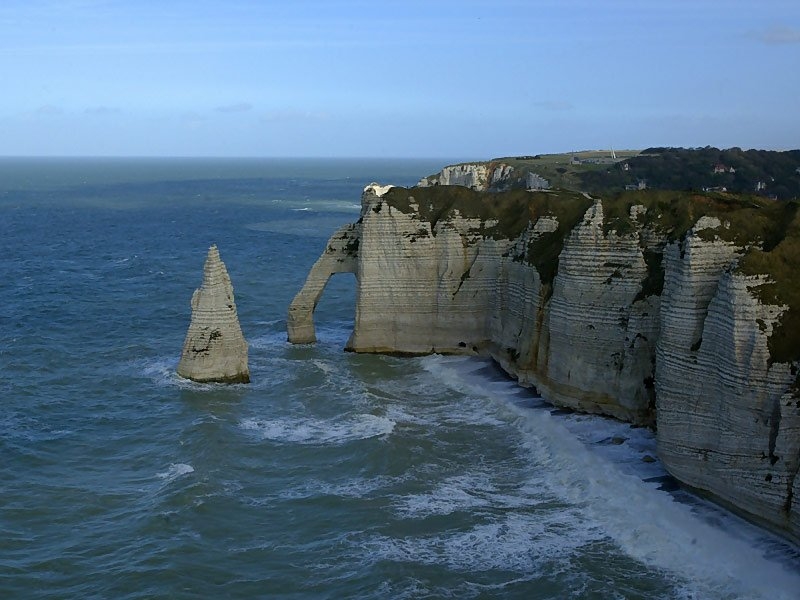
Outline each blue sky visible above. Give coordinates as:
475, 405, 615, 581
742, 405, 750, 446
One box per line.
1, 0, 798, 157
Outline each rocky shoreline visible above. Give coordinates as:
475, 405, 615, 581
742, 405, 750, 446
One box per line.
289, 181, 800, 544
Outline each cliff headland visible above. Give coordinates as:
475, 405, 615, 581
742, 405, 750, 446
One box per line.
418, 147, 800, 201
289, 162, 800, 543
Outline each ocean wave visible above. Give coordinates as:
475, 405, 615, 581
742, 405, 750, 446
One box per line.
0, 412, 74, 443
141, 357, 204, 389
156, 463, 194, 482
422, 354, 800, 600
358, 507, 605, 575
247, 333, 287, 351
392, 472, 495, 518
278, 475, 403, 501
140, 357, 252, 390
240, 413, 395, 445
243, 217, 354, 238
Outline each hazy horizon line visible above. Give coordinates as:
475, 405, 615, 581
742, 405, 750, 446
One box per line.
1, 146, 798, 161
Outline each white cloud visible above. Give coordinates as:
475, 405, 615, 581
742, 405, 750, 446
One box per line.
260, 109, 330, 123
749, 25, 800, 45
215, 102, 253, 113
35, 104, 63, 115
84, 106, 120, 115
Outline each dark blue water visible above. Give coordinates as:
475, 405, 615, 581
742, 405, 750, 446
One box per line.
1, 158, 798, 599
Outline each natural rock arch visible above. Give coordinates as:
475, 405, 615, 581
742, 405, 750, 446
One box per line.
287, 223, 360, 344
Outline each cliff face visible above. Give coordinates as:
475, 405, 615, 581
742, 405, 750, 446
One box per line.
418, 162, 515, 191
656, 237, 800, 536
288, 184, 800, 543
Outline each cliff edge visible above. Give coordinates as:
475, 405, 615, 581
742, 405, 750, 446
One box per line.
289, 184, 800, 543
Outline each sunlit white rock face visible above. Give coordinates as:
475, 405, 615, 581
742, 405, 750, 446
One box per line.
177, 245, 249, 384
510, 200, 661, 423
288, 184, 799, 542
655, 233, 799, 541
418, 163, 514, 191
287, 223, 360, 345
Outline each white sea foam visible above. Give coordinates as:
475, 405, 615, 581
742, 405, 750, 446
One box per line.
393, 468, 543, 520
141, 357, 189, 388
310, 358, 336, 374
393, 472, 496, 518
279, 475, 402, 501
141, 357, 225, 390
240, 413, 395, 445
156, 463, 194, 481
420, 354, 800, 600
362, 508, 605, 575
384, 404, 434, 427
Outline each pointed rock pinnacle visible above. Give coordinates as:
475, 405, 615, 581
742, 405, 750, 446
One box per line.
177, 245, 250, 384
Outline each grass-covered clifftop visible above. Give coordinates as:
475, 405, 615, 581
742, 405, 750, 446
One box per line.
581, 147, 800, 200
426, 147, 800, 201
381, 185, 800, 364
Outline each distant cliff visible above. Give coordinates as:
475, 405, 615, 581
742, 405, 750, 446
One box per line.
288, 183, 800, 543
417, 161, 517, 191
421, 147, 800, 200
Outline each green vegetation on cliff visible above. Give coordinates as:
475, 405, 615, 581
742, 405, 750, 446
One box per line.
738, 201, 800, 364
601, 192, 800, 361
601, 147, 800, 201
433, 147, 800, 201
382, 186, 592, 290
599, 190, 788, 245
383, 185, 799, 365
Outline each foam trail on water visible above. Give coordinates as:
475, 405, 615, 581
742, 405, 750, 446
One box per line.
156, 463, 194, 482
278, 475, 404, 501
421, 355, 800, 600
240, 413, 395, 445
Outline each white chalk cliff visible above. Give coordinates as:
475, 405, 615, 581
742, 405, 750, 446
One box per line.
289, 183, 800, 543
288, 221, 361, 345
418, 162, 514, 191
178, 245, 249, 384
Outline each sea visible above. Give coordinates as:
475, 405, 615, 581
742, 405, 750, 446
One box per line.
1, 157, 799, 599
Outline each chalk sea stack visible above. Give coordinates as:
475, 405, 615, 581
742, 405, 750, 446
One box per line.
177, 245, 249, 384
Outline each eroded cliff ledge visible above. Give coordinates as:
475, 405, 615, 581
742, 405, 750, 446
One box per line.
288, 183, 800, 543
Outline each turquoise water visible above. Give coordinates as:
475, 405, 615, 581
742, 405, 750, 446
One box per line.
1, 158, 799, 599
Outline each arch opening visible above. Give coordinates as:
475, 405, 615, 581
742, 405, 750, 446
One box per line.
287, 223, 360, 345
